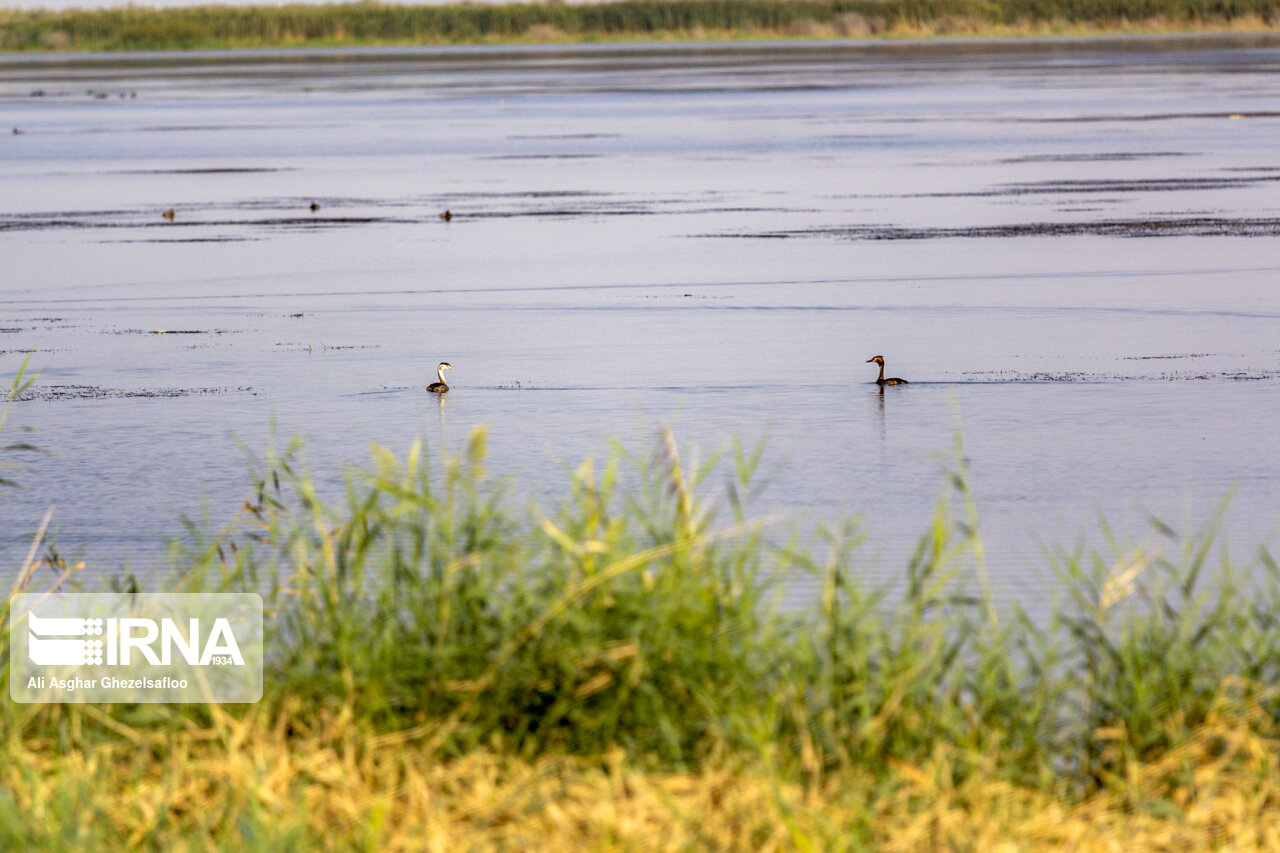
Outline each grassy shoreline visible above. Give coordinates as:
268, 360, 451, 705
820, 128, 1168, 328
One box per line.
3, 0, 1280, 53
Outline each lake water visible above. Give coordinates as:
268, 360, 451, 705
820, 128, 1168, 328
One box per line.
3, 37, 1280, 600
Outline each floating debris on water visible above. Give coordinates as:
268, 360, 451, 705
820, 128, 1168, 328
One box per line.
114, 237, 260, 244
0, 191, 717, 235
996, 151, 1188, 164
713, 217, 1280, 241
964, 369, 1280, 383
899, 175, 1280, 198
273, 343, 380, 352
132, 167, 280, 176
13, 385, 254, 402
146, 328, 247, 335
115, 328, 239, 335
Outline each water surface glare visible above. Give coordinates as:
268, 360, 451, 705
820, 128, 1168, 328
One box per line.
3, 37, 1280, 599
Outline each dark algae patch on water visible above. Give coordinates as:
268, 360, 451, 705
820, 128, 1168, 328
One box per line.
13, 385, 252, 401
964, 369, 1280, 382
720, 216, 1280, 240
0, 192, 778, 239
909, 174, 1280, 198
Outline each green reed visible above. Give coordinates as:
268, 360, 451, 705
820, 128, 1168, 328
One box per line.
0, 355, 39, 492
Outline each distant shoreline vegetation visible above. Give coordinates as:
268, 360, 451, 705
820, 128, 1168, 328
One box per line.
3, 0, 1280, 52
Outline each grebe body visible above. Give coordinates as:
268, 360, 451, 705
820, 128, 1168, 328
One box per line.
866, 356, 908, 386
427, 362, 455, 393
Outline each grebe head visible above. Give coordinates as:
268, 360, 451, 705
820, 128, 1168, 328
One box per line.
866, 356, 884, 365
438, 362, 454, 372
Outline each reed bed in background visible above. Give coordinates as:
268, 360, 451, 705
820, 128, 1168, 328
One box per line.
3, 359, 1280, 847
3, 0, 1280, 52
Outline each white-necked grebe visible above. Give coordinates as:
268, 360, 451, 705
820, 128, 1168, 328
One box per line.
866, 356, 908, 386
427, 362, 455, 393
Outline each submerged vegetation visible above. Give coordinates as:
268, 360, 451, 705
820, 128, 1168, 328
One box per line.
3, 0, 1280, 52
4, 356, 1280, 848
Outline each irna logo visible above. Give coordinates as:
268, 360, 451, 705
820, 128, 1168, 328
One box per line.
27, 611, 245, 667
11, 593, 263, 704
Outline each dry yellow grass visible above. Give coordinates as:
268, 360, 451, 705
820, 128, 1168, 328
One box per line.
5, 683, 1279, 851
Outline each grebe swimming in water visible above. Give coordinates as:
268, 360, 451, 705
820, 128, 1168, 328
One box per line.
866, 356, 908, 386
427, 362, 455, 393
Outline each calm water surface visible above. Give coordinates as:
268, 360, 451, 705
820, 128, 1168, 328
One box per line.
3, 37, 1280, 598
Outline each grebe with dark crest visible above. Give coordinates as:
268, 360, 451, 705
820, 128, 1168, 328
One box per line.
427, 362, 455, 393
866, 356, 908, 386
